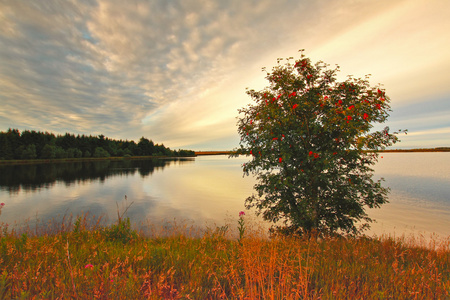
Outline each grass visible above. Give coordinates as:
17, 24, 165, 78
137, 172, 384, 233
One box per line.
0, 213, 449, 299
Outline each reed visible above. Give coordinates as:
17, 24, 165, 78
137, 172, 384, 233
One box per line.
0, 213, 448, 299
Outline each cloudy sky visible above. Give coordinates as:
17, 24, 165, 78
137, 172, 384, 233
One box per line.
1, 0, 449, 150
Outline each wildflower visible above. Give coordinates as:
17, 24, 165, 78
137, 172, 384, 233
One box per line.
0, 203, 4, 207
309, 151, 313, 156
292, 104, 299, 109
347, 115, 352, 120
85, 264, 94, 269
348, 105, 355, 110
239, 211, 245, 217
273, 137, 278, 141
279, 157, 282, 163
376, 104, 381, 109
363, 113, 369, 120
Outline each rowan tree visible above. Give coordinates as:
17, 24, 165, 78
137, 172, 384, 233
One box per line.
235, 51, 406, 236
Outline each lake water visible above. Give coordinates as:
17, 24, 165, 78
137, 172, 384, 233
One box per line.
0, 153, 449, 239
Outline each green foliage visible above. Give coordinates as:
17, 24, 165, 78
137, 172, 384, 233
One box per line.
101, 197, 137, 244
40, 144, 56, 159
102, 217, 137, 244
54, 146, 67, 159
235, 51, 406, 236
93, 147, 110, 158
0, 129, 195, 161
20, 144, 37, 159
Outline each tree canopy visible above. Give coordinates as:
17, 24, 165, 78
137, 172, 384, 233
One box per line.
235, 51, 406, 236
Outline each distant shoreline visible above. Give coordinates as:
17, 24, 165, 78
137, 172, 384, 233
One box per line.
195, 151, 235, 156
0, 155, 195, 165
2, 148, 449, 164
195, 148, 450, 156
373, 147, 450, 153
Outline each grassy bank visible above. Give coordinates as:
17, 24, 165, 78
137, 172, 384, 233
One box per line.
0, 215, 449, 299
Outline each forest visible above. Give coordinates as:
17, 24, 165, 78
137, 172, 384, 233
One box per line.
0, 128, 195, 160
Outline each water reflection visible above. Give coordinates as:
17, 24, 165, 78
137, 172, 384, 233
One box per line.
0, 158, 197, 231
0, 158, 194, 194
368, 152, 450, 239
0, 154, 449, 239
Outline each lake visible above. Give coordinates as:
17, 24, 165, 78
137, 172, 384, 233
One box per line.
0, 153, 449, 239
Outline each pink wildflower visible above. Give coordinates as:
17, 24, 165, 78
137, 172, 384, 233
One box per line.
239, 211, 245, 217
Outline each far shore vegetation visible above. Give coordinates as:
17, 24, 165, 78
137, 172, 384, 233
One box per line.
0, 209, 448, 299
0, 128, 195, 164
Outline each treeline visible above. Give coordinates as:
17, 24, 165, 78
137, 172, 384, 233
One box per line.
0, 129, 195, 160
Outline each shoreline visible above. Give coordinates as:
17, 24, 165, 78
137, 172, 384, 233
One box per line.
1, 148, 449, 165
195, 148, 450, 156
0, 155, 195, 165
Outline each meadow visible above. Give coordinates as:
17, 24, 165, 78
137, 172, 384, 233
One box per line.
0, 211, 449, 299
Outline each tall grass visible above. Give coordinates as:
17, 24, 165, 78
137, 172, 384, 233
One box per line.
0, 213, 448, 299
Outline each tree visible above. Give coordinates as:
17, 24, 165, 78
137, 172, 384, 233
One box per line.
235, 52, 406, 236
138, 137, 155, 156
54, 146, 67, 159
40, 144, 56, 159
0, 132, 13, 160
94, 147, 110, 158
21, 144, 37, 159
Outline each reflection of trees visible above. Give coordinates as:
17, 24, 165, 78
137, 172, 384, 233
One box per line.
0, 158, 194, 193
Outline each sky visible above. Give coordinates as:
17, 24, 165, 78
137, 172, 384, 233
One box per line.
0, 0, 449, 151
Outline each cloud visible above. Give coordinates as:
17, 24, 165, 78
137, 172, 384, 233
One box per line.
0, 0, 449, 149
